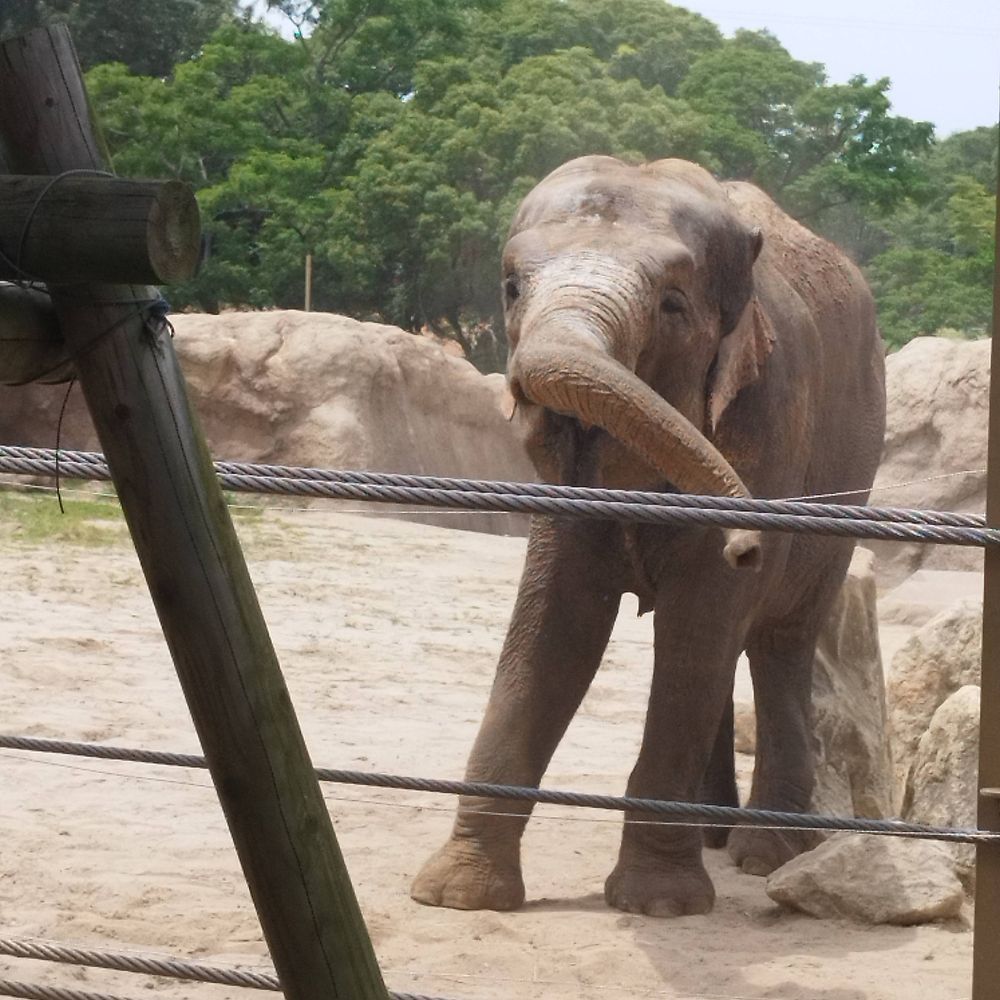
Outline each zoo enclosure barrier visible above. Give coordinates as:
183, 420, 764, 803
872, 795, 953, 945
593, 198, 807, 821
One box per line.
1, 444, 998, 999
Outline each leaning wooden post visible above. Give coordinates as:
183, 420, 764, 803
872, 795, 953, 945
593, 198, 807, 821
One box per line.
0, 27, 387, 1000
973, 118, 1000, 999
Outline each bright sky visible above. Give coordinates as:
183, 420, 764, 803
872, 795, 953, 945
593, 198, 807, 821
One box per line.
677, 1, 1000, 135
256, 1, 1000, 137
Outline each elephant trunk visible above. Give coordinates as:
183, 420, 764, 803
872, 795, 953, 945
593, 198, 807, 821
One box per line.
509, 337, 762, 570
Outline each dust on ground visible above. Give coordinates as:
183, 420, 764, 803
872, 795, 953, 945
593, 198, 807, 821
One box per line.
0, 493, 973, 999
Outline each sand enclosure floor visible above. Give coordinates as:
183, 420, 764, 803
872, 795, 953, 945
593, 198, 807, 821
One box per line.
0, 497, 974, 999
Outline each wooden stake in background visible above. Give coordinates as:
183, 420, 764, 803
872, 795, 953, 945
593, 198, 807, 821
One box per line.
0, 25, 387, 1000
305, 251, 314, 311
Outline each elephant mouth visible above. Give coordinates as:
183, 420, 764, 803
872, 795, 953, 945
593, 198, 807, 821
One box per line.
530, 407, 680, 493
551, 412, 604, 486
509, 340, 763, 570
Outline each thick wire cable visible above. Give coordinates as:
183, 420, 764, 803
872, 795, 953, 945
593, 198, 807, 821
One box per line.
0, 981, 137, 1000
0, 939, 446, 1000
0, 445, 987, 526
0, 939, 277, 990
1, 735, 994, 844
0, 447, 995, 548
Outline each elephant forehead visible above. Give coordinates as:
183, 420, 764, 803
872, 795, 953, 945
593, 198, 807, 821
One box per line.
504, 226, 695, 282
516, 158, 726, 227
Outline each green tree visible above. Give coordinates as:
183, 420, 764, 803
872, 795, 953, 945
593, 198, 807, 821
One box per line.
866, 246, 994, 348
336, 45, 712, 363
468, 0, 722, 94
266, 0, 500, 94
1, 0, 237, 76
863, 125, 997, 348
79, 0, 991, 366
680, 31, 932, 218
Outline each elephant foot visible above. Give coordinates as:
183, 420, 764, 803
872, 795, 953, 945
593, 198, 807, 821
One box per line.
411, 838, 525, 911
605, 860, 715, 917
727, 826, 822, 876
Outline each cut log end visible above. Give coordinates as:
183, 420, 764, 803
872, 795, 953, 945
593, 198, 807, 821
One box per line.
148, 180, 202, 283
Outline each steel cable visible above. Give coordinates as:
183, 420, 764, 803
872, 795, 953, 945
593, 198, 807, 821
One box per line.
2, 735, 995, 844
0, 444, 989, 527
0, 447, 995, 548
0, 980, 140, 1000
0, 939, 448, 1000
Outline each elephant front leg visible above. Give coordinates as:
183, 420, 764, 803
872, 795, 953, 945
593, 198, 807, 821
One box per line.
605, 592, 745, 917
411, 516, 623, 911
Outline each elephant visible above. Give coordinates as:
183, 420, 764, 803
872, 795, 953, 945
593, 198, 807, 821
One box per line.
411, 155, 886, 917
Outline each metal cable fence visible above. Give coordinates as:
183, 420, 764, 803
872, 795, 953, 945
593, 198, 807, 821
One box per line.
2, 441, 993, 1000
0, 446, 996, 547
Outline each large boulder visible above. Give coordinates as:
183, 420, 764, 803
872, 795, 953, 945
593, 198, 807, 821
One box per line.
810, 547, 894, 819
734, 548, 894, 819
903, 685, 981, 890
766, 832, 964, 924
887, 599, 982, 801
0, 311, 535, 534
870, 336, 989, 587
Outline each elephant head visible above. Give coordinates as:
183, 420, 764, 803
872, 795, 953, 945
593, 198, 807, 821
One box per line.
502, 156, 772, 570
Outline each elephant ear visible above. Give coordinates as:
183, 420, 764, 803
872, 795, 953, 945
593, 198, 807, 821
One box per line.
707, 294, 776, 434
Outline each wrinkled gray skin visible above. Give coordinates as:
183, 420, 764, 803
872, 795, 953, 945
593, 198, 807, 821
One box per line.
411, 156, 886, 917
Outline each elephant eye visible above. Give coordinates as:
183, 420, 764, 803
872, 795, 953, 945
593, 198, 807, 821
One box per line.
503, 276, 520, 306
660, 291, 686, 316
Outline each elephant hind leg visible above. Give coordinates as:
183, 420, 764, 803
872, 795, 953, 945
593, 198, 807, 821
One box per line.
699, 696, 739, 849
727, 619, 828, 875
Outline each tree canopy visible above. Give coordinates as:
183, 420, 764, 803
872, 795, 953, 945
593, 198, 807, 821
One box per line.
1, 0, 236, 76
20, 0, 993, 365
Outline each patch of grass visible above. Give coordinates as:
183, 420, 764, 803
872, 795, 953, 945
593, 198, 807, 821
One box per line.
224, 492, 265, 520
0, 489, 126, 546
0, 487, 290, 553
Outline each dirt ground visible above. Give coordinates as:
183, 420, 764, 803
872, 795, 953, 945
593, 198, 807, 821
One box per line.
0, 493, 974, 1000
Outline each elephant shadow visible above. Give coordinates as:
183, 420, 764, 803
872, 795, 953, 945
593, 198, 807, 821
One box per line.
517, 849, 965, 1000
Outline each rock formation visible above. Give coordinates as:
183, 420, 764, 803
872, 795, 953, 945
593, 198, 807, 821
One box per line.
870, 336, 989, 586
903, 685, 981, 890
810, 547, 894, 819
733, 548, 894, 820
887, 599, 983, 802
0, 310, 535, 534
766, 833, 964, 924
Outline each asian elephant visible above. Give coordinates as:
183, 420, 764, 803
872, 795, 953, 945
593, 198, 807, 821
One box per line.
411, 156, 886, 917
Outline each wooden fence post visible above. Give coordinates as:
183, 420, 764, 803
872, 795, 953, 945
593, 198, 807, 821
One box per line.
972, 118, 1000, 1000
0, 26, 387, 1000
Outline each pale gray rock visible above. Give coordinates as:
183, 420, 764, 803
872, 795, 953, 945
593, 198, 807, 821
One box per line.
0, 311, 535, 535
869, 336, 989, 587
733, 699, 755, 755
904, 685, 981, 890
766, 832, 964, 924
810, 547, 894, 819
888, 600, 982, 801
879, 569, 983, 628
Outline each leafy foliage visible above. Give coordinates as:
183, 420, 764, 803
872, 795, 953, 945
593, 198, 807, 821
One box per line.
864, 129, 997, 348
1, 0, 236, 76
44, 0, 995, 366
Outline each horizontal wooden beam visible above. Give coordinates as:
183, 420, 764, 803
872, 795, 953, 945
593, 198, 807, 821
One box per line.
0, 174, 201, 284
0, 282, 71, 385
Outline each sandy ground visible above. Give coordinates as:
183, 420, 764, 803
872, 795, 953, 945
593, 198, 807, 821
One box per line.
0, 495, 976, 1000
